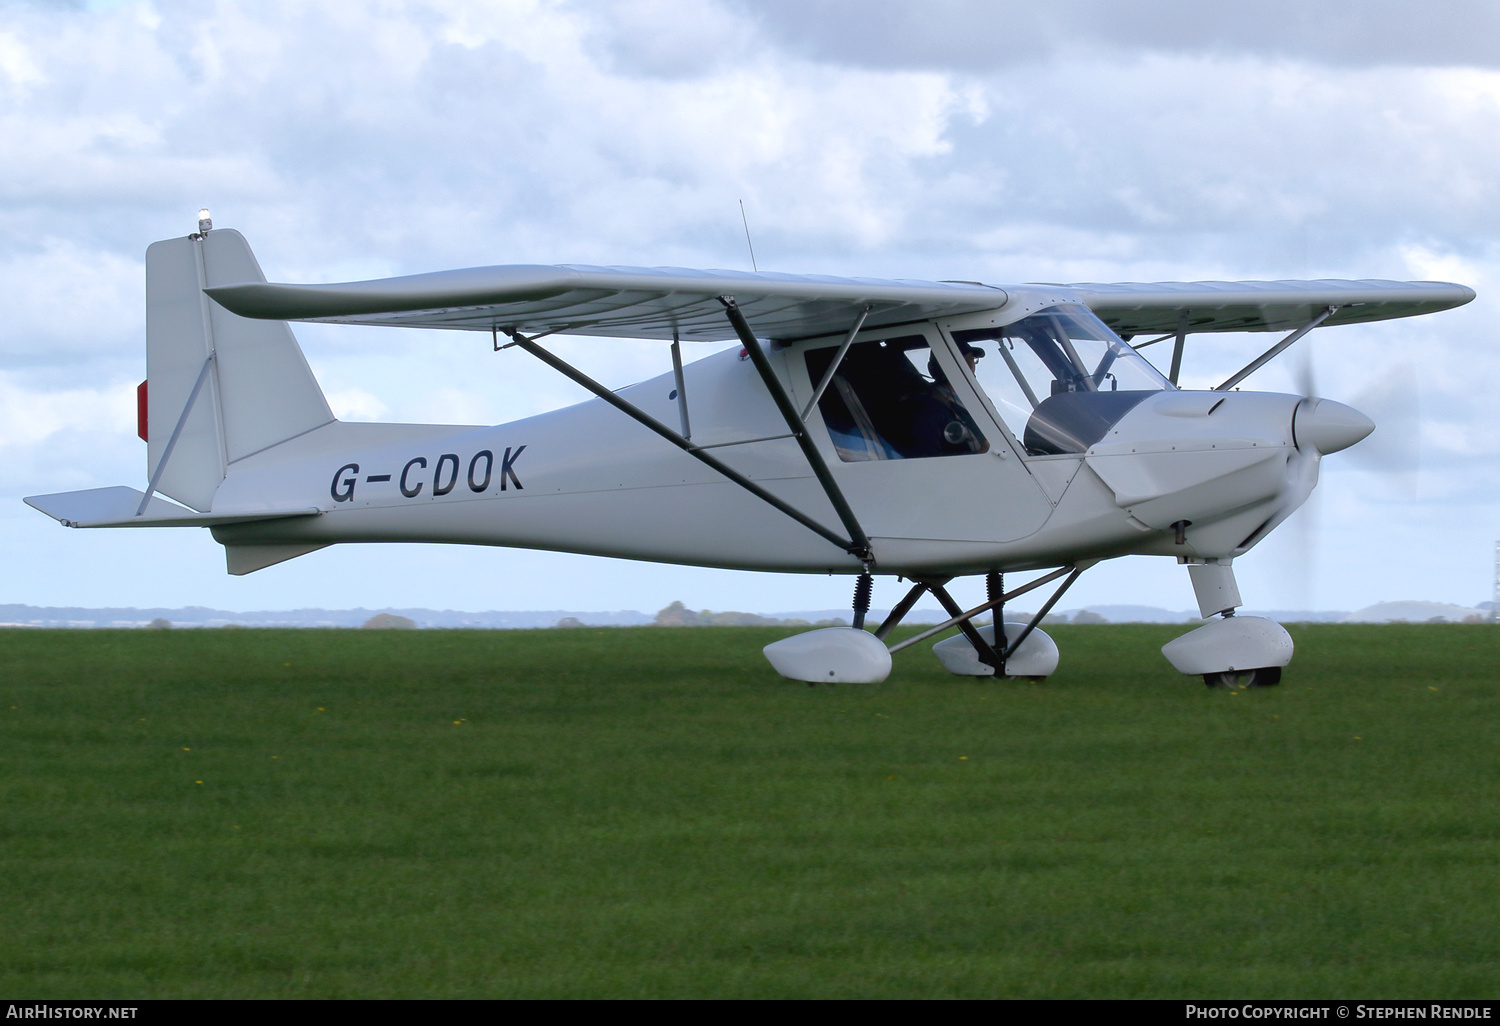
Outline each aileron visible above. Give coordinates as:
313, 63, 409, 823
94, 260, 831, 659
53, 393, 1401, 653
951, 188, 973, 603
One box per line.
1073, 279, 1475, 335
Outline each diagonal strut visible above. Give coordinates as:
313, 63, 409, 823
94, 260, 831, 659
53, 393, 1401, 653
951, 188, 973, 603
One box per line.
719, 296, 874, 564
504, 328, 863, 557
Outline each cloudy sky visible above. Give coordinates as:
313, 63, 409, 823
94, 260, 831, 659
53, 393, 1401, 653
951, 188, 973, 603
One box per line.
2, 0, 1497, 618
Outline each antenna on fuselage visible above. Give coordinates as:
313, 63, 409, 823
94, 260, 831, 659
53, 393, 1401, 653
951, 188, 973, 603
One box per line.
739, 199, 758, 272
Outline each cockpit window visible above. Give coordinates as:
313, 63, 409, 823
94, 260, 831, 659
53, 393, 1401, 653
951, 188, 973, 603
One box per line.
954, 304, 1173, 456
805, 335, 989, 462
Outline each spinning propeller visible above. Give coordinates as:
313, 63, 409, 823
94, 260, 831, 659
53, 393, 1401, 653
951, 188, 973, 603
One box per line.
1281, 342, 1416, 608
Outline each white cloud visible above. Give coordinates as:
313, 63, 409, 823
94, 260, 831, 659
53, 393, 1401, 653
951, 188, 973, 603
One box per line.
0, 373, 133, 447
1400, 243, 1485, 285
323, 386, 389, 422
0, 30, 43, 91
0, 242, 142, 372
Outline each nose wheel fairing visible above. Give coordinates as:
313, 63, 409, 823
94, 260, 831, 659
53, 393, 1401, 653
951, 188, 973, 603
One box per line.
1162, 560, 1293, 684
1162, 615, 1294, 681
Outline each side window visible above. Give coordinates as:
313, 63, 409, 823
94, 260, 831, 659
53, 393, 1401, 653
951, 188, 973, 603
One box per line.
805, 335, 988, 462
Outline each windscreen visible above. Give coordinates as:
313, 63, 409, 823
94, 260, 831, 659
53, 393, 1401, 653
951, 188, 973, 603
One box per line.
954, 304, 1173, 456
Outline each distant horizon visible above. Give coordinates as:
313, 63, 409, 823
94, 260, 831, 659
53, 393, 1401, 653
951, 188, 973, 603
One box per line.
4, 599, 1492, 630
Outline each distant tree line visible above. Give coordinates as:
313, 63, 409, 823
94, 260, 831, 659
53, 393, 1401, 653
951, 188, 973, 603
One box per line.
650, 601, 848, 628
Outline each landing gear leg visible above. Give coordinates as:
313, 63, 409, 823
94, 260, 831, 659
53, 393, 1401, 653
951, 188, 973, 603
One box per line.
883, 563, 1093, 679
852, 571, 873, 631
928, 581, 1002, 670
924, 566, 1087, 678
873, 581, 929, 640
1161, 560, 1293, 686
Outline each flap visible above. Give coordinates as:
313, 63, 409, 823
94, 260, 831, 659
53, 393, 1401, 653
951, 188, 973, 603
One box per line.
205, 264, 1010, 342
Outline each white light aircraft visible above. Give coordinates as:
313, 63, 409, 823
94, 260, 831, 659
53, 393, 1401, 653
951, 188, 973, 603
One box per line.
26, 214, 1474, 686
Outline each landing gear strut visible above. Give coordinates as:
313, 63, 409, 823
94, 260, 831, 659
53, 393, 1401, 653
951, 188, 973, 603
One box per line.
851, 571, 873, 631
761, 564, 1094, 684
890, 564, 1092, 679
1161, 560, 1293, 686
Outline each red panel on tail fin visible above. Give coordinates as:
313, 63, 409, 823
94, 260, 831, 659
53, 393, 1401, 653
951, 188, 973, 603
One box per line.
137, 380, 148, 441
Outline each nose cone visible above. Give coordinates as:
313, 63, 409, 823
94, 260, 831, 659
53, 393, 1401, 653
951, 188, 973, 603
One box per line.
1294, 398, 1376, 455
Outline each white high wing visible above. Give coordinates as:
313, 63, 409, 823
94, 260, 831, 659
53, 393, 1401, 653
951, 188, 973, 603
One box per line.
26, 219, 1474, 686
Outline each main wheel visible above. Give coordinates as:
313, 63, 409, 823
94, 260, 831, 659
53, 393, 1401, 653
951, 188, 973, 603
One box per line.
1203, 666, 1282, 689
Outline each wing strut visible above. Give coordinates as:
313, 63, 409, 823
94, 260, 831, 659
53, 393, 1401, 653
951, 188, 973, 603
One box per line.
1169, 310, 1189, 386
719, 297, 874, 565
1129, 331, 1177, 351
669, 331, 692, 440
502, 328, 865, 559
1214, 306, 1337, 392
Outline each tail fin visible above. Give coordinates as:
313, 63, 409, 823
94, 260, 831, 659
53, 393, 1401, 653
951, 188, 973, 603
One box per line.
145, 228, 334, 511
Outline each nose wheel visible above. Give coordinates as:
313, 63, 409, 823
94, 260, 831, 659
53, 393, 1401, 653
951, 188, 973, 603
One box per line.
1163, 562, 1295, 685
1203, 666, 1282, 689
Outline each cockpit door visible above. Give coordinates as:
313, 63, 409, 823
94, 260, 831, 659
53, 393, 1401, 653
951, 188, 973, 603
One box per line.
939, 302, 1178, 504
947, 303, 1176, 458
790, 323, 1053, 546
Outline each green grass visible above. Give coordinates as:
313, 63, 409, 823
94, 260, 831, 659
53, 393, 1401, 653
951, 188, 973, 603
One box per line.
1, 623, 1497, 998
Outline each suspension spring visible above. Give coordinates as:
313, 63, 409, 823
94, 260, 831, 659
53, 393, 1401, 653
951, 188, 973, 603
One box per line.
852, 573, 873, 631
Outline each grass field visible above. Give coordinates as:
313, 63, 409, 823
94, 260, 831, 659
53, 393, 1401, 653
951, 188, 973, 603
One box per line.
1, 623, 1497, 998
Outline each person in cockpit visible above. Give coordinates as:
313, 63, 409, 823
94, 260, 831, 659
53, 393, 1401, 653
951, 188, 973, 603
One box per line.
914, 342, 988, 457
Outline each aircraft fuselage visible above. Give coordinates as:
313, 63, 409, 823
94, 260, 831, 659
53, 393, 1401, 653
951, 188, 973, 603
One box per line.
212, 338, 1323, 577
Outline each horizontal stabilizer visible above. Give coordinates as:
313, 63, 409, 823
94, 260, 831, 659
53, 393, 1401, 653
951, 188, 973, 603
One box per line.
24, 486, 319, 529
